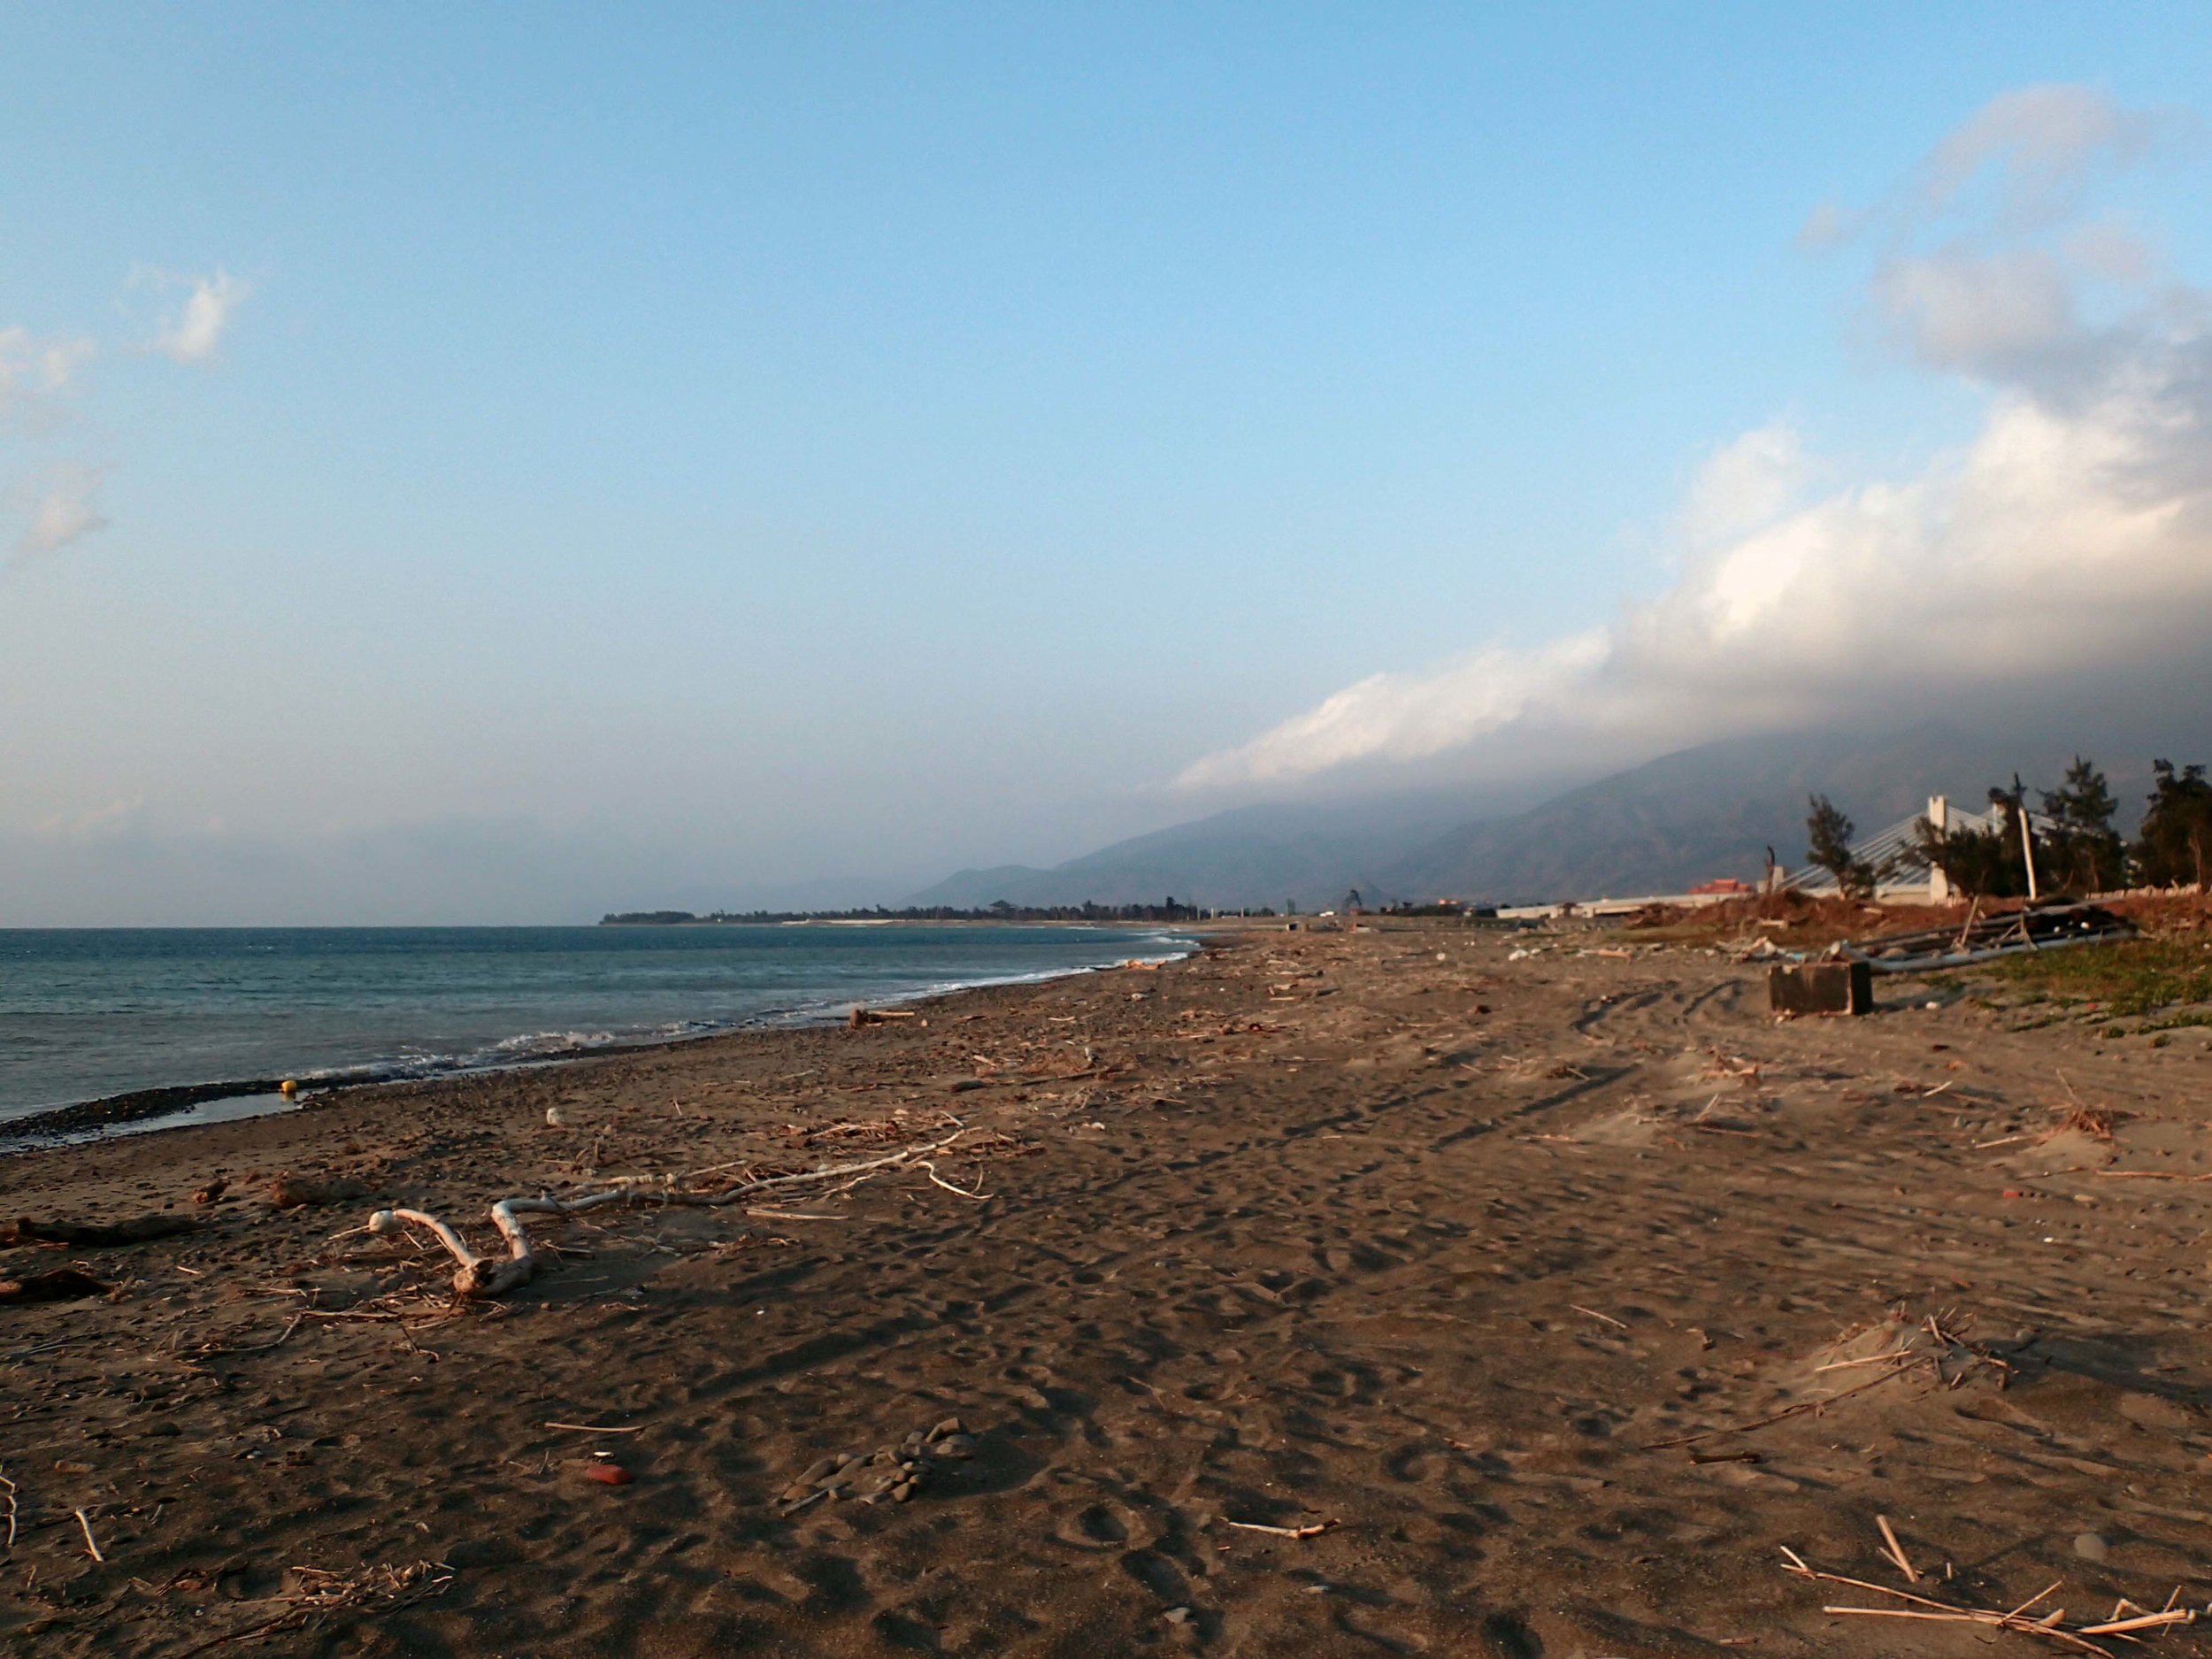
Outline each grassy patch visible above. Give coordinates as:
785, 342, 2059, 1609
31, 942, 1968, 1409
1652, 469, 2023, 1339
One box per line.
1978, 937, 2212, 1019
2136, 1009, 2212, 1036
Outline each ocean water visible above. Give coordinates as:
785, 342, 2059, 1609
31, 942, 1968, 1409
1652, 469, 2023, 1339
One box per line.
0, 924, 1190, 1127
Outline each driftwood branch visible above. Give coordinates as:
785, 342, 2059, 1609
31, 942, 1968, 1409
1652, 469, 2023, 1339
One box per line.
1, 1216, 196, 1248
1225, 1518, 1336, 1539
916, 1160, 988, 1201
370, 1131, 974, 1298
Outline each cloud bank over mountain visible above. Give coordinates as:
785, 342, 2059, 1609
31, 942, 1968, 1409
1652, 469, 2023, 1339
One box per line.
1179, 86, 2212, 796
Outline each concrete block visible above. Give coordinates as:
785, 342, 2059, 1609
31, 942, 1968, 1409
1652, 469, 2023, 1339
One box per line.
1769, 960, 1871, 1017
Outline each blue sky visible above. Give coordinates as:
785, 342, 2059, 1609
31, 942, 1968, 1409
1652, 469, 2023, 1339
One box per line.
3, 5, 2208, 920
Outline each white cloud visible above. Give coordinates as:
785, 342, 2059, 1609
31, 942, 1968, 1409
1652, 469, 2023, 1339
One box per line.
14, 464, 110, 561
1, 264, 245, 557
0, 326, 96, 424
1873, 247, 2078, 375
1794, 200, 1858, 253
1178, 88, 2212, 795
1679, 423, 1810, 550
1916, 84, 2156, 229
152, 269, 248, 364
2064, 219, 2154, 286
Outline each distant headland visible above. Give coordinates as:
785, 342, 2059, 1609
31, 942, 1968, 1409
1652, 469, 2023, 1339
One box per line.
599, 900, 1231, 926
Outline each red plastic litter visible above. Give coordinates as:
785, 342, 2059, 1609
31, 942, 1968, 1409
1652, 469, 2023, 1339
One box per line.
583, 1464, 633, 1486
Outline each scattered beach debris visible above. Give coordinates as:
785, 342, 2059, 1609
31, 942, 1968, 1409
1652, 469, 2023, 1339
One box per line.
367, 1127, 980, 1297
1769, 961, 1871, 1018
848, 1006, 920, 1027
1780, 1529, 2198, 1654
1647, 1308, 2011, 1450
776, 1417, 975, 1512
1838, 902, 2135, 975
164, 1558, 456, 1654
2045, 1100, 2123, 1146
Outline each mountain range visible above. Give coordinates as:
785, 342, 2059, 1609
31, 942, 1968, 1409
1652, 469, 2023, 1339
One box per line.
907, 723, 2195, 911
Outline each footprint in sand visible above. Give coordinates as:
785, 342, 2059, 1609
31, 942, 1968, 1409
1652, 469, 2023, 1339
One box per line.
1118, 1546, 1192, 1604
1049, 1500, 1135, 1552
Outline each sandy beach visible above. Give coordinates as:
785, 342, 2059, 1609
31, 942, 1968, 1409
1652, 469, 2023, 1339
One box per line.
4, 917, 2211, 1656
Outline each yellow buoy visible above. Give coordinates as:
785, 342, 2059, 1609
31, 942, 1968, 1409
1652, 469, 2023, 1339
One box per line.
280, 1079, 298, 1099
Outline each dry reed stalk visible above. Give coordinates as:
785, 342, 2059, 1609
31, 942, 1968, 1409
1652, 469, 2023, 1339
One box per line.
1876, 1514, 1918, 1583
1781, 1542, 2185, 1655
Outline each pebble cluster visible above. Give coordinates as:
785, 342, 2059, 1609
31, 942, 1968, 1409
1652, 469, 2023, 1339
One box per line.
778, 1417, 977, 1510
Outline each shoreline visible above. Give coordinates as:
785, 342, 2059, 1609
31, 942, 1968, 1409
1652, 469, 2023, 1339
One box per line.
0, 931, 1205, 1153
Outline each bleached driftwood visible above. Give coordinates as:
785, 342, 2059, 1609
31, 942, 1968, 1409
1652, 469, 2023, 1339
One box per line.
847, 1007, 919, 1027
1225, 1518, 1336, 1539
370, 1130, 973, 1299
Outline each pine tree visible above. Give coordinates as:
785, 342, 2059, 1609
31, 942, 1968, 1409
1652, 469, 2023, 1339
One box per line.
2039, 757, 2124, 894
2136, 760, 2212, 888
1805, 795, 1875, 898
